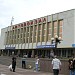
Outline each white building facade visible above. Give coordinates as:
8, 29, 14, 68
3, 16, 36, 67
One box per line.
0, 9, 75, 57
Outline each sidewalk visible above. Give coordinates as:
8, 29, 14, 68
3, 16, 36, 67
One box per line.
0, 64, 64, 75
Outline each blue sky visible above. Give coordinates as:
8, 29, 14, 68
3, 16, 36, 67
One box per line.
0, 0, 75, 33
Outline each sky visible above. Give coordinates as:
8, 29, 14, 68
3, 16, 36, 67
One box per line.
0, 0, 75, 34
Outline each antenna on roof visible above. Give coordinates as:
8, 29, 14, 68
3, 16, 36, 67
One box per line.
11, 16, 14, 25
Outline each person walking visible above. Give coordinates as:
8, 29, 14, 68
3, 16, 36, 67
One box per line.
35, 55, 39, 72
73, 58, 75, 75
50, 50, 54, 58
68, 56, 74, 75
12, 56, 16, 72
22, 55, 26, 69
51, 55, 61, 75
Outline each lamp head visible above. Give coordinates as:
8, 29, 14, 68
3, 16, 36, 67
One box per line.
55, 35, 58, 38
58, 37, 62, 40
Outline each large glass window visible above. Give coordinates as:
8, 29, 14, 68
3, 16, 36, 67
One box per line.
47, 22, 52, 41
38, 35, 40, 42
30, 37, 32, 43
48, 34, 51, 41
38, 24, 41, 30
18, 29, 20, 34
59, 20, 63, 38
21, 28, 23, 33
34, 36, 36, 43
53, 21, 57, 36
48, 29, 51, 34
30, 26, 33, 31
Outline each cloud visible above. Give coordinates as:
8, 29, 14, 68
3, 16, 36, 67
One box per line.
0, 0, 75, 32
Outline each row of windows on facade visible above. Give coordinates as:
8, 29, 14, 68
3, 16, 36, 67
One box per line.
6, 22, 62, 39
6, 32, 62, 44
5, 21, 63, 44
6, 33, 62, 44
6, 26, 62, 39
6, 20, 62, 34
6, 34, 62, 44
7, 26, 62, 36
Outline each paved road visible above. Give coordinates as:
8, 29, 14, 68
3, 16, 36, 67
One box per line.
0, 56, 64, 75
0, 56, 35, 68
0, 64, 64, 75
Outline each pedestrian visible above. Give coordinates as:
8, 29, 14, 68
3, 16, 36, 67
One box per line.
68, 56, 74, 75
35, 55, 39, 72
73, 58, 75, 75
50, 50, 54, 58
51, 55, 61, 75
12, 56, 16, 72
22, 55, 26, 69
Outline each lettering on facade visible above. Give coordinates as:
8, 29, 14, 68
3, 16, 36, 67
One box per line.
24, 22, 26, 26
21, 23, 23, 27
31, 21, 33, 25
12, 17, 46, 29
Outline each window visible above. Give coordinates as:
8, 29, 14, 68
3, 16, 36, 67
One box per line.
44, 36, 46, 41
30, 26, 33, 31
48, 34, 51, 41
24, 27, 26, 32
26, 38, 28, 43
48, 29, 51, 34
27, 27, 29, 32
54, 28, 57, 33
21, 28, 23, 33
43, 30, 46, 36
54, 21, 57, 27
59, 20, 63, 38
38, 35, 40, 42
43, 24, 45, 29
38, 24, 41, 30
48, 22, 52, 28
33, 36, 36, 43
30, 37, 32, 43
18, 29, 20, 34
35, 25, 37, 31
59, 27, 62, 32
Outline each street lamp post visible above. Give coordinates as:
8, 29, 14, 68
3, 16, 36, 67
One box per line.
51, 35, 62, 48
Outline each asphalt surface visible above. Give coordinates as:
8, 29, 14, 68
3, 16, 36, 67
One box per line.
0, 64, 53, 75
0, 56, 64, 75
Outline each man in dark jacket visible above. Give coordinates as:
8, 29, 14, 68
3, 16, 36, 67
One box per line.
68, 57, 74, 75
12, 56, 16, 72
22, 55, 26, 69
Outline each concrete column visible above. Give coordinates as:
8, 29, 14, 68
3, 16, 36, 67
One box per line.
45, 16, 48, 45
32, 24, 35, 48
17, 50, 20, 57
73, 49, 75, 57
31, 50, 34, 58
61, 49, 62, 57
36, 24, 39, 46
8, 50, 10, 56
